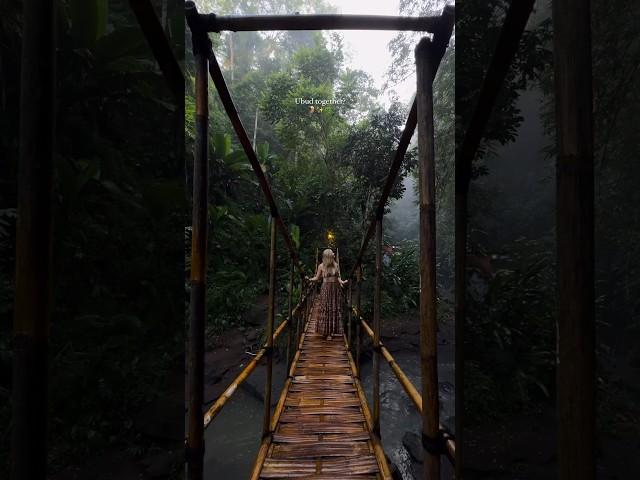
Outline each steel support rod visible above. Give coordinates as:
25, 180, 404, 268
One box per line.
197, 13, 441, 33
187, 44, 209, 480
372, 217, 383, 436
262, 217, 278, 438
416, 36, 440, 480
11, 1, 55, 478
553, 1, 595, 478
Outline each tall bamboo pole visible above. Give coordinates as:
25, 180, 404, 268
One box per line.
553, 1, 595, 478
286, 259, 294, 372
372, 217, 383, 436
355, 267, 362, 375
263, 217, 277, 438
295, 280, 303, 348
416, 37, 440, 480
347, 284, 353, 348
187, 42, 209, 480
11, 1, 55, 478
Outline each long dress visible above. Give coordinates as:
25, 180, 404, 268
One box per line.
316, 270, 343, 336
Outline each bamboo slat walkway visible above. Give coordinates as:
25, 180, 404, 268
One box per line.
256, 296, 390, 479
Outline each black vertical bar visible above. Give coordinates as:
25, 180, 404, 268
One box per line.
553, 1, 595, 478
11, 1, 55, 478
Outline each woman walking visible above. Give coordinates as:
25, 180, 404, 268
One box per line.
307, 248, 348, 340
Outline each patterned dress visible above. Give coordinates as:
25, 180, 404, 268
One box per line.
316, 269, 343, 336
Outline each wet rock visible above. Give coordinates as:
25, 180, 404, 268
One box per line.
403, 431, 423, 464
245, 328, 258, 343
243, 295, 269, 326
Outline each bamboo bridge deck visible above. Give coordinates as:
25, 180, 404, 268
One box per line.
255, 297, 390, 479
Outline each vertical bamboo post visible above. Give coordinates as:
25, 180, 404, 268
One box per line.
355, 267, 362, 375
11, 1, 55, 478
263, 216, 277, 438
295, 279, 303, 348
416, 37, 440, 480
187, 31, 209, 480
347, 284, 352, 348
372, 217, 383, 436
286, 259, 294, 372
553, 1, 595, 478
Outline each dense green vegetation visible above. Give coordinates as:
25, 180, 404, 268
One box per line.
1, 1, 184, 476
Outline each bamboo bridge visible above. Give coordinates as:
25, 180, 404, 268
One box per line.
185, 3, 455, 479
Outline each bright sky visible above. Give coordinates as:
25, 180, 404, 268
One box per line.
326, 0, 416, 107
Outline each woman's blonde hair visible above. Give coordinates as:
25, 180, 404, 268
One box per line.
321, 248, 338, 276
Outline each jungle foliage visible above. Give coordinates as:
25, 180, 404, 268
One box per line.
1, 0, 184, 475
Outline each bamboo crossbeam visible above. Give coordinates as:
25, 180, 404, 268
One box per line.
195, 12, 441, 33
358, 315, 455, 464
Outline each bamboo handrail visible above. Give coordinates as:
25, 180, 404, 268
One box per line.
357, 313, 455, 464
203, 317, 288, 427
203, 288, 311, 428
